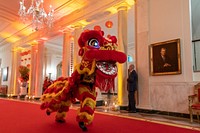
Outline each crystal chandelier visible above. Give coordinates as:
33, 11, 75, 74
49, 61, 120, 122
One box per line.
18, 0, 54, 31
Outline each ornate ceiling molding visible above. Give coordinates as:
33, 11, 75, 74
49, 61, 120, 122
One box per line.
12, 0, 129, 48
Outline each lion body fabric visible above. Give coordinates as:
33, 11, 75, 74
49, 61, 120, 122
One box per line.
40, 29, 127, 130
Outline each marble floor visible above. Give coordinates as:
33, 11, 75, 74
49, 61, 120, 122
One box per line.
94, 106, 200, 131
2, 97, 200, 131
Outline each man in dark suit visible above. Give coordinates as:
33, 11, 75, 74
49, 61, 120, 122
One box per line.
127, 64, 138, 113
154, 47, 175, 72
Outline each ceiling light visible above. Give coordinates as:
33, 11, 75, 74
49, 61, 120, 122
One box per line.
18, 0, 54, 31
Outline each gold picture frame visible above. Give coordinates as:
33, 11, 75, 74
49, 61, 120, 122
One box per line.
150, 39, 181, 76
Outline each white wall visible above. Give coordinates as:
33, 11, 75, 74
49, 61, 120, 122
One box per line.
136, 0, 196, 113
51, 54, 62, 80
0, 45, 12, 89
44, 53, 62, 81
149, 0, 193, 82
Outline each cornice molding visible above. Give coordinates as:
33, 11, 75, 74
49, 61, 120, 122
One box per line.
12, 0, 127, 48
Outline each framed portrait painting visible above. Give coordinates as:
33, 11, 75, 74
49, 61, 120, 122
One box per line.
149, 39, 181, 76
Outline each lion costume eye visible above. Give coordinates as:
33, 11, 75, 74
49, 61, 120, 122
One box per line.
88, 39, 100, 48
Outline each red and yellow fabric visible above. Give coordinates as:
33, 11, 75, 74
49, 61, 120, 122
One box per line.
40, 29, 127, 130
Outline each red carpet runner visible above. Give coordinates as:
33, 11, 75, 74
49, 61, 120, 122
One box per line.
0, 99, 199, 133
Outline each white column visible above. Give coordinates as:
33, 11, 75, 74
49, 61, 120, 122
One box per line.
29, 45, 37, 97
35, 42, 44, 97
62, 32, 71, 77
135, 0, 151, 109
29, 41, 44, 98
10, 49, 21, 96
73, 26, 82, 67
117, 5, 128, 106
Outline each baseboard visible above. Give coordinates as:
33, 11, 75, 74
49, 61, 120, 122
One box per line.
120, 105, 194, 120
96, 100, 104, 106
74, 100, 104, 107
138, 108, 191, 118
0, 94, 8, 98
33, 96, 41, 100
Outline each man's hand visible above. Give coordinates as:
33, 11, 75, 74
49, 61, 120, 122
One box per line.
163, 63, 171, 67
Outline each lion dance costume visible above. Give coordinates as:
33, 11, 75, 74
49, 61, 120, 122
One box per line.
40, 29, 127, 131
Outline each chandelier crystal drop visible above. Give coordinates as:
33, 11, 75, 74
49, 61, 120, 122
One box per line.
18, 0, 54, 31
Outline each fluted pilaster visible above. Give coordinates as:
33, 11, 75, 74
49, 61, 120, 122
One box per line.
10, 49, 21, 95
73, 26, 82, 68
117, 4, 128, 106
29, 41, 44, 97
62, 32, 71, 77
